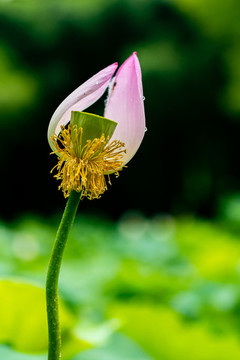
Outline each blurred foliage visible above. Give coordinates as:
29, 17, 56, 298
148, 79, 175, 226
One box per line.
0, 0, 239, 218
0, 206, 240, 359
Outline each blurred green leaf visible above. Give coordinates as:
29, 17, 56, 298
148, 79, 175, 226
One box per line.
0, 345, 45, 360
107, 302, 240, 360
72, 333, 153, 360
176, 218, 240, 282
0, 279, 74, 353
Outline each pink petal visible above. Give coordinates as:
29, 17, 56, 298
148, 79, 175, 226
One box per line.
48, 62, 118, 148
104, 52, 145, 165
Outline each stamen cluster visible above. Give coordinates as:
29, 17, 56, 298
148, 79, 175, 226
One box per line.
51, 125, 126, 199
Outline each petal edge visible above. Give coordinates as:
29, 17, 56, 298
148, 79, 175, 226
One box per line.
48, 62, 118, 150
104, 53, 145, 164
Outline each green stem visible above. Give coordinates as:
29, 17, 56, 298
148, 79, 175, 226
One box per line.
46, 190, 81, 360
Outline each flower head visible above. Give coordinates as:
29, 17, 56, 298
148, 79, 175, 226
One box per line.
50, 112, 126, 199
48, 53, 145, 199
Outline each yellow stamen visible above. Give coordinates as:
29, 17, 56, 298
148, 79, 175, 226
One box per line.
50, 124, 126, 199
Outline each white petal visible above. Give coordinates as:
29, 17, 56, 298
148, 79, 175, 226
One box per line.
48, 62, 118, 149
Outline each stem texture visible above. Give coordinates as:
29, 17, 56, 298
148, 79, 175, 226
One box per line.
46, 190, 80, 360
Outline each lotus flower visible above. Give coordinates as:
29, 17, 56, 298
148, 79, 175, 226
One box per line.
48, 52, 145, 165
48, 53, 146, 198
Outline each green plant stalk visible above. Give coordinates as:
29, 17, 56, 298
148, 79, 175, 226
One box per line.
46, 190, 81, 360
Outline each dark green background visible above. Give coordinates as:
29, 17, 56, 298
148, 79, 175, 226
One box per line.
1, 0, 239, 219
